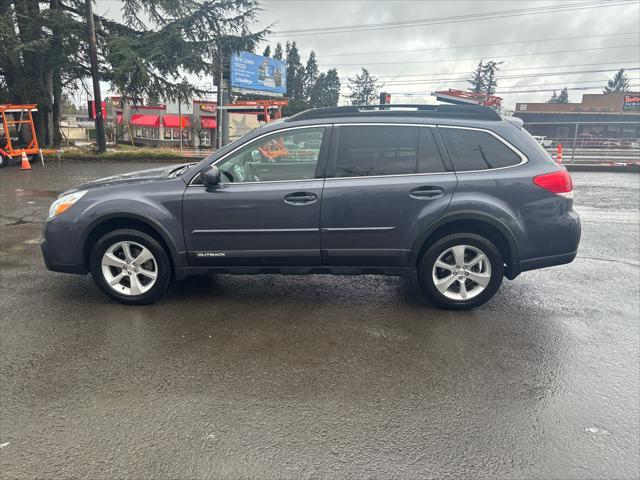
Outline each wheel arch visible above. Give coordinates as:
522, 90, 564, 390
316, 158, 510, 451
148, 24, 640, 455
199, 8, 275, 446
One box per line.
411, 212, 521, 279
82, 213, 180, 274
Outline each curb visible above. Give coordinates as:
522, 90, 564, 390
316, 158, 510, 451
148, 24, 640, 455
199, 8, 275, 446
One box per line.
43, 156, 193, 163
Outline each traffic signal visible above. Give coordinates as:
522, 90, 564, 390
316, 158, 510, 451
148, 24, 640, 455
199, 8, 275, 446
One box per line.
379, 92, 391, 105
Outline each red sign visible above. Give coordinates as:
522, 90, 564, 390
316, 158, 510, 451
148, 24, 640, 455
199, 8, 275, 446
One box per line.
88, 100, 107, 119
199, 103, 217, 113
623, 94, 640, 111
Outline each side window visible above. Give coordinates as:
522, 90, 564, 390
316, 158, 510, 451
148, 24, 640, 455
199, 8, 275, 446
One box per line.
335, 126, 419, 177
216, 127, 325, 183
440, 128, 522, 171
418, 127, 446, 173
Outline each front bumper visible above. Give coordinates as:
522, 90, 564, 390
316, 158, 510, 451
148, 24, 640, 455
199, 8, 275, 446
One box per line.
41, 215, 88, 275
41, 237, 88, 274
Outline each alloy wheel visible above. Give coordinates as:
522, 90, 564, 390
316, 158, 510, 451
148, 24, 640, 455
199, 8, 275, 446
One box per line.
101, 241, 158, 296
431, 244, 492, 301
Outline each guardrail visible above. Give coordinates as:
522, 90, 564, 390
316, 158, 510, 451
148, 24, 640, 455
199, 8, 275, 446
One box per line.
172, 148, 216, 158
544, 146, 640, 164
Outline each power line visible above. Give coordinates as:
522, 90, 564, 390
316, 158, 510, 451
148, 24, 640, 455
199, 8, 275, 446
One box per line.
389, 83, 640, 96
273, 0, 636, 37
372, 61, 640, 80
496, 86, 640, 94
379, 78, 634, 89
318, 31, 640, 58
342, 67, 640, 86
323, 44, 640, 67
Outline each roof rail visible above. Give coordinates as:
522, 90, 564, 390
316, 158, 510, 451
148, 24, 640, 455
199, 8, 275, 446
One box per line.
285, 104, 502, 122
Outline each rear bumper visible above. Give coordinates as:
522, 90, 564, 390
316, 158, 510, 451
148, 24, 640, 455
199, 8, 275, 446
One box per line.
519, 250, 578, 273
511, 208, 581, 278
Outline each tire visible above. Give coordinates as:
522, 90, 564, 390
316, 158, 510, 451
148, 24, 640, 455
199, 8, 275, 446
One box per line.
89, 229, 172, 305
0, 154, 9, 168
418, 233, 504, 310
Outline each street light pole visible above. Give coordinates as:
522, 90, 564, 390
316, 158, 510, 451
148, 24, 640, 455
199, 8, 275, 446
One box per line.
85, 0, 106, 153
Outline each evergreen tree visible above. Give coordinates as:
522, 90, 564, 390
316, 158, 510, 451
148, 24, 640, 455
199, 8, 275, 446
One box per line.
287, 42, 305, 101
325, 69, 341, 107
0, 0, 268, 146
146, 93, 163, 106
308, 69, 341, 109
557, 87, 569, 103
304, 51, 319, 102
262, 45, 271, 57
468, 61, 485, 93
547, 88, 569, 103
603, 68, 630, 93
273, 42, 283, 60
481, 60, 502, 96
309, 73, 325, 108
348, 68, 380, 105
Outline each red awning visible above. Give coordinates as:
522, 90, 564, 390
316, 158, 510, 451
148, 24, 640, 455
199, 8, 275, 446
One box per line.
163, 115, 190, 128
201, 116, 217, 129
130, 114, 160, 127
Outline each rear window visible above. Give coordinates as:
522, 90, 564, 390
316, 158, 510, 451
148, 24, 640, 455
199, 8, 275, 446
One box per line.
440, 128, 522, 171
334, 125, 445, 177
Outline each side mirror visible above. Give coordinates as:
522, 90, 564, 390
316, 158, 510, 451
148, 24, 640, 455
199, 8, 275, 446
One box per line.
201, 165, 220, 190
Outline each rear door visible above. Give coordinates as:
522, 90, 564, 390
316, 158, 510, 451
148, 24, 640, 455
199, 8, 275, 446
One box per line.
320, 124, 457, 267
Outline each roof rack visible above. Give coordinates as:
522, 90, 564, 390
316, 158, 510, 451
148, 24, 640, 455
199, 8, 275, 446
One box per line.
285, 104, 502, 122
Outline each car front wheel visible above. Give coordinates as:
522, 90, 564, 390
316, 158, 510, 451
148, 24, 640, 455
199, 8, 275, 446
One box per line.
419, 233, 504, 310
90, 229, 172, 305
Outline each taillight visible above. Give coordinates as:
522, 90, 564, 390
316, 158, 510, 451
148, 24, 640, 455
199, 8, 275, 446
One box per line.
533, 170, 574, 199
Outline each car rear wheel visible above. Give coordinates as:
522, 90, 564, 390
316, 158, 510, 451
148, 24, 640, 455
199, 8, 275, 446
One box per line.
90, 229, 172, 305
419, 233, 503, 310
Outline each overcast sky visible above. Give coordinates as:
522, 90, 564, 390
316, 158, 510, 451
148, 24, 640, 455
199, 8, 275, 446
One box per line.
96, 0, 640, 110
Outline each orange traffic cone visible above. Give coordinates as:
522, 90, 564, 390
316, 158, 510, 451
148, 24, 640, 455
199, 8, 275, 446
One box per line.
556, 143, 563, 164
20, 152, 31, 170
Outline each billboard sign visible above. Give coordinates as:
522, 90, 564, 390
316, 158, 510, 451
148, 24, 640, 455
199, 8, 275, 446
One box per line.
230, 51, 286, 97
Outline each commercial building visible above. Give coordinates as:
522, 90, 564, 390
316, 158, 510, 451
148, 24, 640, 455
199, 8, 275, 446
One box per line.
107, 97, 219, 148
513, 92, 640, 147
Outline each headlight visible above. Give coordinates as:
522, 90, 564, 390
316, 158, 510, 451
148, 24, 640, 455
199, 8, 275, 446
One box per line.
48, 190, 87, 219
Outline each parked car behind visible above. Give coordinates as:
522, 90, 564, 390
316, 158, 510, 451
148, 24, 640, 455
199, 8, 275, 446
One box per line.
42, 105, 580, 310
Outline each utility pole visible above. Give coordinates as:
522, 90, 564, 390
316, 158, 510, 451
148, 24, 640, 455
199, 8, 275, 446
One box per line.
85, 0, 106, 153
216, 49, 224, 150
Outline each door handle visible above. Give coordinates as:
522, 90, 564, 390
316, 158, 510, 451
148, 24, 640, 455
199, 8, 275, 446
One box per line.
410, 186, 445, 199
284, 192, 318, 205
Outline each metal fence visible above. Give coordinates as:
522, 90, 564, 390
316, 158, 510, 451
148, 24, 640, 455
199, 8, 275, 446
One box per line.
521, 120, 640, 165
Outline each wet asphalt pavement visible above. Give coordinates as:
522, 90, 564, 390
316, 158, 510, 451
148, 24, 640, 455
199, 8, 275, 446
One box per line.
0, 161, 638, 479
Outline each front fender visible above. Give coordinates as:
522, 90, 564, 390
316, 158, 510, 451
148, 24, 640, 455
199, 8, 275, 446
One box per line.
80, 199, 185, 268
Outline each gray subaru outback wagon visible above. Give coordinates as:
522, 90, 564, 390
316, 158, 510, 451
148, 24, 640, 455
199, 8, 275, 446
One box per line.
41, 105, 580, 309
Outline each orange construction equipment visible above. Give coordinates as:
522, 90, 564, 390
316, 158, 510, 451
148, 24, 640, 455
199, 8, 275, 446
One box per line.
229, 99, 289, 123
0, 104, 40, 167
258, 137, 289, 161
20, 151, 31, 170
432, 89, 503, 109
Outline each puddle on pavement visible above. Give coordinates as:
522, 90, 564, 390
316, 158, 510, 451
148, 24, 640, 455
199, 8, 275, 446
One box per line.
14, 189, 59, 198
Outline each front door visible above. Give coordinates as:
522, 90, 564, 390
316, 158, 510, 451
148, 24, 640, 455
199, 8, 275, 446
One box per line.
183, 126, 330, 266
321, 124, 457, 267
